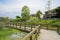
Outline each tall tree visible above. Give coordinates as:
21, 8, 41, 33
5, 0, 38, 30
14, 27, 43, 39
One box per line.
36, 10, 42, 19
21, 5, 30, 21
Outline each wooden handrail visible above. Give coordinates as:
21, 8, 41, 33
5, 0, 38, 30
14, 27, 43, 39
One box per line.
0, 22, 40, 40
0, 22, 39, 33
22, 25, 40, 40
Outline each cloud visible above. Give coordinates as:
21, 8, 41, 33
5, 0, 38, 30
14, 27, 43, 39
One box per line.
0, 0, 60, 18
0, 0, 46, 12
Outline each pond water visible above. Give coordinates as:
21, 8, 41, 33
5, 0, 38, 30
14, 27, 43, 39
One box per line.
0, 27, 28, 40
4, 32, 27, 40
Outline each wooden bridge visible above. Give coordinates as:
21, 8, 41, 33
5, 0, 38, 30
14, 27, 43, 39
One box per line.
0, 22, 60, 40
0, 22, 40, 40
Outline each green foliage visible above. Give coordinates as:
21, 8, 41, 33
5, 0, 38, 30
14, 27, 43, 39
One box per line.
16, 16, 22, 22
0, 17, 9, 22
10, 18, 16, 22
39, 19, 53, 25
36, 10, 42, 19
10, 16, 22, 22
16, 16, 20, 18
52, 19, 60, 25
28, 17, 39, 25
21, 5, 30, 21
39, 19, 60, 26
55, 6, 60, 18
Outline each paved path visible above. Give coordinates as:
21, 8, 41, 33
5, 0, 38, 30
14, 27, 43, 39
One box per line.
38, 29, 60, 40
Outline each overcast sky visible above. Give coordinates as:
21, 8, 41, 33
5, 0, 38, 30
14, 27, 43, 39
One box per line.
0, 0, 60, 18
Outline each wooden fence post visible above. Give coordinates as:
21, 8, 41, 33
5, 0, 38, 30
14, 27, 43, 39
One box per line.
31, 25, 32, 31
57, 25, 59, 33
24, 25, 26, 30
30, 35, 32, 40
20, 24, 21, 29
35, 30, 38, 40
47, 24, 48, 30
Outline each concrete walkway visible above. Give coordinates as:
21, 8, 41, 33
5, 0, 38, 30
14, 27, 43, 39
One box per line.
38, 29, 60, 40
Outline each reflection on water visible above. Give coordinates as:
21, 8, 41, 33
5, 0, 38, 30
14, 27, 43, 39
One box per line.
4, 32, 27, 40
11, 32, 27, 40
0, 27, 28, 40
0, 28, 27, 40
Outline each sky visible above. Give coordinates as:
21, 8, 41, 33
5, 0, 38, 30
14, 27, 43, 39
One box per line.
0, 0, 60, 18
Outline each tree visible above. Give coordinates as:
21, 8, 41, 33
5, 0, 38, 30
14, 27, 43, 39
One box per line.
21, 5, 30, 21
2, 17, 9, 22
55, 6, 60, 18
28, 17, 39, 25
16, 16, 22, 22
36, 10, 42, 19
16, 16, 20, 18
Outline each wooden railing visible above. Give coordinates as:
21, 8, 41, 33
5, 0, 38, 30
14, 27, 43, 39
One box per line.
22, 25, 40, 40
40, 24, 60, 35
1, 22, 35, 32
0, 22, 40, 33
0, 22, 40, 40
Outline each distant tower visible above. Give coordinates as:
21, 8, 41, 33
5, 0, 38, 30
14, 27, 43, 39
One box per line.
44, 0, 51, 18
45, 0, 51, 11
47, 0, 51, 18
47, 0, 50, 11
